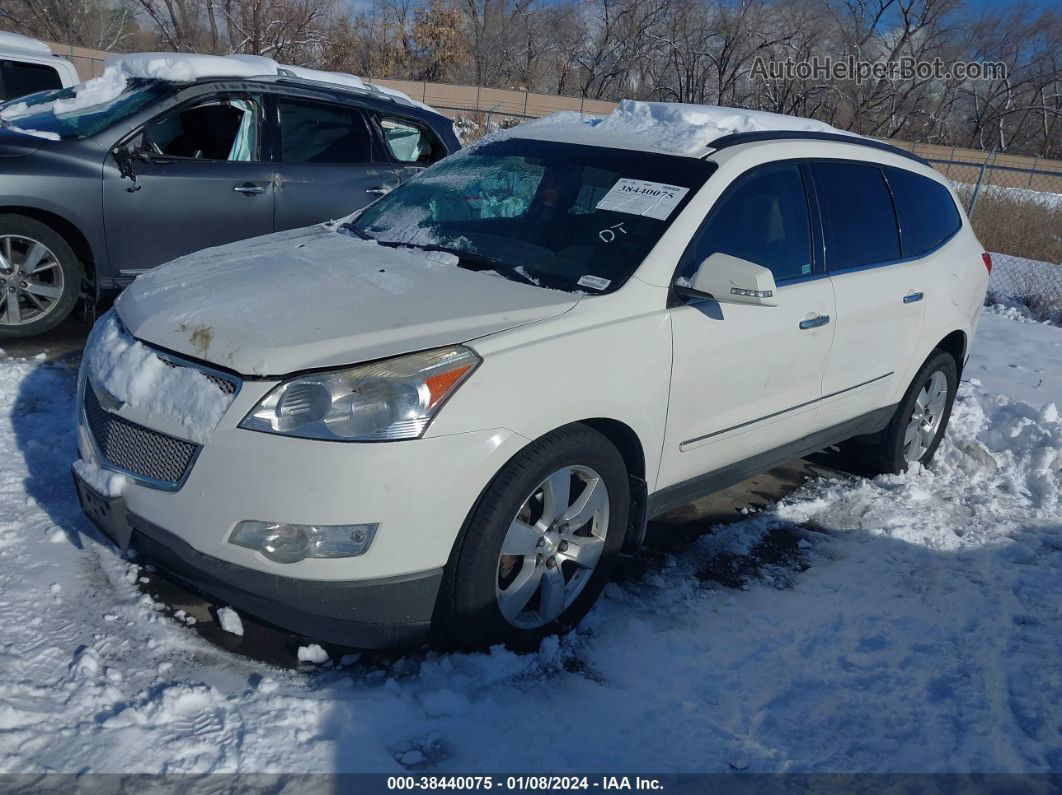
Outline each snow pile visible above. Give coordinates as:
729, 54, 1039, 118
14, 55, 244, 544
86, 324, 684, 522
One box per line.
297, 644, 329, 664
0, 53, 276, 122
0, 32, 52, 55
72, 458, 128, 498
216, 607, 244, 637
80, 310, 235, 444
108, 52, 280, 83
1, 51, 428, 124
513, 99, 857, 155
0, 309, 1059, 773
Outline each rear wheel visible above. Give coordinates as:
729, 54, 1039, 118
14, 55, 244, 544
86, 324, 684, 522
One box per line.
0, 215, 84, 339
844, 350, 959, 476
435, 426, 629, 650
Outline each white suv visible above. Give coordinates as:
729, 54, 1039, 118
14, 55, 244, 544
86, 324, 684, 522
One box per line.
73, 104, 990, 650
0, 33, 78, 101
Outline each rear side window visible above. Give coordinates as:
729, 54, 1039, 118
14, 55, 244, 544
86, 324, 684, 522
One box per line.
0, 60, 62, 101
379, 116, 443, 164
278, 98, 372, 164
886, 166, 962, 256
813, 161, 900, 270
684, 162, 813, 283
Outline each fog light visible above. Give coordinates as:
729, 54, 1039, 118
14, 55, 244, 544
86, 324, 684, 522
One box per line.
229, 520, 378, 563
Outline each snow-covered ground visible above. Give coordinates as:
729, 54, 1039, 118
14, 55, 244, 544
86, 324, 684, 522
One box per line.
0, 309, 1059, 774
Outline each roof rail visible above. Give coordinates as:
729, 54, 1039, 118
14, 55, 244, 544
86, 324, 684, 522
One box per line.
706, 130, 930, 166
269, 70, 414, 108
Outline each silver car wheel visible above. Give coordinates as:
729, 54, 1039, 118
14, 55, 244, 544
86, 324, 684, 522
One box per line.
0, 235, 65, 326
903, 370, 949, 463
496, 465, 610, 630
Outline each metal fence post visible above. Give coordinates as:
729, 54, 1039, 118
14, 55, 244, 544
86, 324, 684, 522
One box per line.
968, 149, 995, 219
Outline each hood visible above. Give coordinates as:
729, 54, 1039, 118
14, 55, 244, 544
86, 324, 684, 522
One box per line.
0, 126, 46, 157
117, 226, 580, 375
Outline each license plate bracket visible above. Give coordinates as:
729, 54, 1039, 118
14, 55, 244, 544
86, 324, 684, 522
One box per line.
73, 469, 133, 550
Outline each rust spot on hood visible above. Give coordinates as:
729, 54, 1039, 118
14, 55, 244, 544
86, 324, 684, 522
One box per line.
178, 323, 214, 356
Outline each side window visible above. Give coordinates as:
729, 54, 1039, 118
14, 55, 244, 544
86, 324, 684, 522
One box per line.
379, 116, 443, 164
886, 166, 962, 257
685, 162, 813, 283
143, 97, 259, 161
0, 60, 63, 101
278, 98, 371, 164
813, 161, 901, 270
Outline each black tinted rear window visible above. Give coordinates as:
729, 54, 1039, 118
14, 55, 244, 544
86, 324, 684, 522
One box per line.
278, 97, 372, 163
813, 161, 901, 270
0, 60, 62, 102
886, 166, 962, 256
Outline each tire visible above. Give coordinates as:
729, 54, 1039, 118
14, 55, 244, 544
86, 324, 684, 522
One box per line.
434, 425, 629, 651
845, 350, 959, 476
0, 214, 84, 339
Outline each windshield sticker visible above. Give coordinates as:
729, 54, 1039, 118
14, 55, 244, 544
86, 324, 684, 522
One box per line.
596, 179, 690, 220
578, 275, 611, 291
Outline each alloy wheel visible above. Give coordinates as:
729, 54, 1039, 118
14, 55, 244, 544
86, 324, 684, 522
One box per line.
496, 465, 610, 629
0, 235, 65, 326
903, 370, 949, 463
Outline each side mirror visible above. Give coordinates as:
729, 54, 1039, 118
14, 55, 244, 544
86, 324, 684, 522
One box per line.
674, 252, 779, 307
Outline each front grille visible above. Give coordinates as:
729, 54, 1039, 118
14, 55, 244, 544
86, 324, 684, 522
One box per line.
84, 385, 201, 486
158, 356, 238, 395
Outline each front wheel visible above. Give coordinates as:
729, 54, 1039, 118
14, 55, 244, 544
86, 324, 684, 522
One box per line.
845, 350, 959, 476
0, 214, 84, 339
435, 425, 629, 650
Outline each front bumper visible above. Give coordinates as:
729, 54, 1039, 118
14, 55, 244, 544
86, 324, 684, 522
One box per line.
75, 470, 442, 648
74, 365, 531, 649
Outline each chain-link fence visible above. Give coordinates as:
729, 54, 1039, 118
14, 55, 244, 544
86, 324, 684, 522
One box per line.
926, 154, 1062, 323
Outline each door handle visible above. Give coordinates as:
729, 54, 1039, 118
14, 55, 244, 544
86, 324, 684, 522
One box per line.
903, 292, 925, 304
233, 183, 266, 195
799, 314, 831, 330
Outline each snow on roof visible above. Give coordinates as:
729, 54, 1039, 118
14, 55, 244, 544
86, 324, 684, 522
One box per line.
1, 50, 429, 123
275, 63, 366, 91
105, 52, 279, 81
0, 31, 52, 56
508, 99, 859, 157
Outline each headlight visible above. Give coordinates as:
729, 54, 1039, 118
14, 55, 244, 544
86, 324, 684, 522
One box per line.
239, 345, 480, 441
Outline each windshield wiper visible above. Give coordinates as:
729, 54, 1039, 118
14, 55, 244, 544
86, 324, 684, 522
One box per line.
341, 222, 371, 240
427, 246, 539, 287
370, 240, 539, 287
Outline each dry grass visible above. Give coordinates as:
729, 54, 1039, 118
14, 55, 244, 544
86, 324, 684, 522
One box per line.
952, 184, 1062, 265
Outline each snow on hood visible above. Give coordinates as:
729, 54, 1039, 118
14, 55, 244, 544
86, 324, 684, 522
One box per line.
510, 99, 859, 156
115, 226, 580, 376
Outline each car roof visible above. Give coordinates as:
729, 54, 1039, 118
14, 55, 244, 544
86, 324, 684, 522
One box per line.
504, 100, 927, 168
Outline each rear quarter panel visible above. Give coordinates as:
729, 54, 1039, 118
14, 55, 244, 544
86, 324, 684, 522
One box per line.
901, 184, 989, 395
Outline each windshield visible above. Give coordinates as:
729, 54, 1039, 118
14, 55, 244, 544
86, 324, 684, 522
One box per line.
348, 138, 715, 293
0, 79, 172, 139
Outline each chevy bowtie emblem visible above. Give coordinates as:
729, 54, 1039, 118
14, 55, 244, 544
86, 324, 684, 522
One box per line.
92, 382, 125, 413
